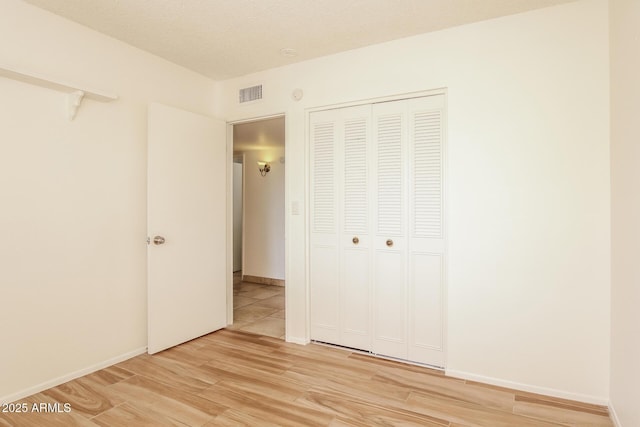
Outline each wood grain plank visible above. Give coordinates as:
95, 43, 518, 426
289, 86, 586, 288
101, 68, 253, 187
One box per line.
372, 369, 515, 412
513, 400, 613, 426
205, 409, 284, 426
91, 402, 181, 427
107, 374, 227, 418
406, 391, 566, 427
347, 352, 446, 376
40, 377, 120, 417
514, 393, 610, 417
196, 363, 308, 402
82, 366, 135, 387
197, 343, 294, 374
199, 383, 334, 426
298, 388, 450, 426
115, 354, 216, 394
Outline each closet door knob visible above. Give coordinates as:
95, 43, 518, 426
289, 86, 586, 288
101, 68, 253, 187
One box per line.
352, 236, 359, 245
386, 239, 394, 247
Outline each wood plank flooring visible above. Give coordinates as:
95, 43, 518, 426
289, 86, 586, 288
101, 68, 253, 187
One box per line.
0, 329, 612, 426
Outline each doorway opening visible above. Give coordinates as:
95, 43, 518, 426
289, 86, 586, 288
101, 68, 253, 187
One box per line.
228, 115, 286, 339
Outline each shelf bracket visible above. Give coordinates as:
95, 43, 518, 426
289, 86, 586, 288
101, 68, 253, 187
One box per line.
0, 63, 118, 121
68, 90, 85, 121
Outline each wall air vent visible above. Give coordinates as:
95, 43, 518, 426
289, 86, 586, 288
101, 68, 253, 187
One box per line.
239, 84, 263, 103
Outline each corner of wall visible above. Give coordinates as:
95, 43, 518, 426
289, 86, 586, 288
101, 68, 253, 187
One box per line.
609, 402, 622, 427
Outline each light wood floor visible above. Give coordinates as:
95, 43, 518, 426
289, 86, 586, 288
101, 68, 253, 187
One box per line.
0, 329, 612, 426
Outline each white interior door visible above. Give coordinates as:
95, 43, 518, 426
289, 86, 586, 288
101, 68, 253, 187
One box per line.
147, 103, 227, 354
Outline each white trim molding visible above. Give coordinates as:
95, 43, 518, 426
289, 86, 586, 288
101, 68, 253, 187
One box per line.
608, 403, 622, 427
446, 369, 609, 406
286, 336, 310, 345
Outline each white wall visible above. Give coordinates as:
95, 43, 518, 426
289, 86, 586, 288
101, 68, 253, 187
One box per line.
214, 0, 610, 402
240, 149, 286, 280
0, 1, 215, 402
609, 0, 640, 425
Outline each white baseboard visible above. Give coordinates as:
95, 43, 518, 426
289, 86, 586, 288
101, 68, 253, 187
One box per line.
609, 402, 622, 427
0, 347, 147, 405
445, 369, 609, 406
285, 335, 309, 345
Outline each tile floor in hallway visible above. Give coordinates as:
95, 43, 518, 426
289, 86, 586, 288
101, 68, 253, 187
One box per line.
227, 272, 285, 339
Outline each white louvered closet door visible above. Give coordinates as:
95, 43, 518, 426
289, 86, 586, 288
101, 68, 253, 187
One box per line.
372, 94, 445, 367
310, 94, 445, 368
372, 100, 408, 360
407, 95, 445, 367
340, 106, 372, 351
310, 105, 372, 349
310, 109, 340, 345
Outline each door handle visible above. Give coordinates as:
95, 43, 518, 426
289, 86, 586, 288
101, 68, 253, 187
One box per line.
352, 236, 359, 245
153, 236, 166, 245
386, 239, 393, 247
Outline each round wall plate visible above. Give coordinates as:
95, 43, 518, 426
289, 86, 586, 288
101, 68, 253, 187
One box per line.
292, 88, 303, 101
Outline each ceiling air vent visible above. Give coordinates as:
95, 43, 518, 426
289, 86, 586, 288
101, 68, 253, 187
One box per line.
239, 84, 263, 103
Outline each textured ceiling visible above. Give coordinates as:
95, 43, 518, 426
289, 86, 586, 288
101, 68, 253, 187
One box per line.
234, 117, 285, 152
22, 0, 574, 80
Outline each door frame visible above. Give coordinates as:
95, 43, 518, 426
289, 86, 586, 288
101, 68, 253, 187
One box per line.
226, 113, 288, 329
232, 154, 245, 275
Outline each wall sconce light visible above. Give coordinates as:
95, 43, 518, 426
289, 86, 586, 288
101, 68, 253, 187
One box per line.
257, 161, 271, 177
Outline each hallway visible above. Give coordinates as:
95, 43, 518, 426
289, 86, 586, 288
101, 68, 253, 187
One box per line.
228, 272, 285, 339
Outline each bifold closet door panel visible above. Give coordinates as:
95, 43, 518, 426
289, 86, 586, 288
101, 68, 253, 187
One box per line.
310, 105, 372, 349
407, 95, 446, 367
340, 108, 373, 350
371, 99, 409, 360
310, 110, 340, 343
